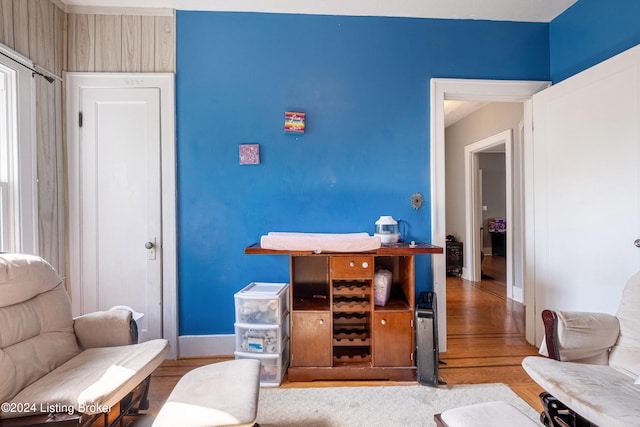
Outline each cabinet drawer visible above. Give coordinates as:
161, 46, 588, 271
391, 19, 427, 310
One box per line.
331, 256, 374, 278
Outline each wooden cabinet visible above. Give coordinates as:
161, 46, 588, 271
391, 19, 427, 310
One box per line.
290, 311, 331, 367
373, 311, 414, 367
446, 240, 463, 277
245, 243, 442, 381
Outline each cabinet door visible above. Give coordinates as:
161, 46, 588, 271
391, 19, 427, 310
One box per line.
373, 311, 413, 367
290, 311, 332, 367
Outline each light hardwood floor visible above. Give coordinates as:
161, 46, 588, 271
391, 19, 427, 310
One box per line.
144, 256, 545, 420
439, 256, 545, 413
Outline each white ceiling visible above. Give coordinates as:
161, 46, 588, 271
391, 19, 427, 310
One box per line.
59, 0, 578, 23
444, 100, 488, 128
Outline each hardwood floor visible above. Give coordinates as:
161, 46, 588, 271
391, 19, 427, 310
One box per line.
144, 257, 545, 420
440, 256, 544, 412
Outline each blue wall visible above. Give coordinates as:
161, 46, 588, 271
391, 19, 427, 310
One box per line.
550, 0, 640, 83
176, 12, 550, 335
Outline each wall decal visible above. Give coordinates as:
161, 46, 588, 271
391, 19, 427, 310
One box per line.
284, 111, 305, 134
240, 143, 260, 165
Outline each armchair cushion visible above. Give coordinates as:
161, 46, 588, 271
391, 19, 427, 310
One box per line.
523, 356, 639, 427
553, 310, 619, 364
0, 267, 81, 403
0, 252, 63, 307
609, 270, 640, 378
74, 310, 135, 349
5, 339, 168, 416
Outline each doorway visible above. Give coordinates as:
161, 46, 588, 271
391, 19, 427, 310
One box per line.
430, 78, 551, 351
463, 128, 515, 299
66, 73, 178, 357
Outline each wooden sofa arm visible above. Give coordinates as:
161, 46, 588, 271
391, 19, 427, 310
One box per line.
541, 309, 560, 360
73, 309, 137, 349
541, 309, 619, 364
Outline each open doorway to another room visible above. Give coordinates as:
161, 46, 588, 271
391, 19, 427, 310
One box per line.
438, 101, 535, 385
444, 102, 523, 300
478, 150, 508, 286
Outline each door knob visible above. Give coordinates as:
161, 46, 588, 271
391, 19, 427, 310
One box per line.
145, 241, 154, 249
635, 239, 640, 248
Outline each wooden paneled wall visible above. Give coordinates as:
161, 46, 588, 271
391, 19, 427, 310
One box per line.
0, 0, 65, 76
68, 13, 175, 72
0, 1, 176, 277
0, 0, 65, 276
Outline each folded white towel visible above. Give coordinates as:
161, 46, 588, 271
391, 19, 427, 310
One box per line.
260, 232, 381, 252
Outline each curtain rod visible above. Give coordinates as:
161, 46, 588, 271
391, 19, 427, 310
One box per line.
0, 51, 55, 83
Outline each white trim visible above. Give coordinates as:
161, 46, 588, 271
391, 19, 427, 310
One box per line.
522, 98, 536, 341
464, 129, 513, 300
0, 46, 38, 256
0, 182, 9, 252
58, 0, 575, 22
64, 5, 174, 16
430, 78, 550, 348
178, 335, 236, 358
0, 44, 35, 71
66, 72, 178, 359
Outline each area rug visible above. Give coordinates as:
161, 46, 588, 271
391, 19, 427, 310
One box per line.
256, 383, 539, 426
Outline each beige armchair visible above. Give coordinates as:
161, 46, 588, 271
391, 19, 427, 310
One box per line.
522, 271, 640, 427
0, 254, 169, 427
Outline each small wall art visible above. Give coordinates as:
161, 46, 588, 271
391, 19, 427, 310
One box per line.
239, 143, 260, 165
284, 111, 305, 134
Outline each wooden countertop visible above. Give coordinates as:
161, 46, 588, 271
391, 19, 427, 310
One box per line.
244, 242, 443, 256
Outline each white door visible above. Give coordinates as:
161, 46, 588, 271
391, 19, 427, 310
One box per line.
531, 45, 640, 341
68, 86, 164, 344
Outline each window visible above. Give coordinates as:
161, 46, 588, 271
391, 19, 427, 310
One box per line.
0, 48, 37, 254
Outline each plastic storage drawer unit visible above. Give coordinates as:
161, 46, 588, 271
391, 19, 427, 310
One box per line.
234, 282, 290, 386
235, 322, 290, 354
235, 342, 289, 387
235, 282, 289, 325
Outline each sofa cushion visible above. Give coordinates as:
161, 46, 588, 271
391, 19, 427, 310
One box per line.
609, 271, 640, 378
0, 254, 63, 308
523, 356, 640, 427
2, 339, 169, 418
0, 282, 81, 403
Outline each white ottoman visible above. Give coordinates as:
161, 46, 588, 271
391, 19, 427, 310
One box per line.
434, 401, 538, 427
152, 359, 261, 427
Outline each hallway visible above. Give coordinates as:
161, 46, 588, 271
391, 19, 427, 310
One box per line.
440, 255, 543, 411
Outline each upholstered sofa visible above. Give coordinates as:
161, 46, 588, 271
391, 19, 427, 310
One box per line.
0, 254, 169, 426
522, 271, 640, 427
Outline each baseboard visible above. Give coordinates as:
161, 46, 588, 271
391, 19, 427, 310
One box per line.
178, 334, 235, 358
512, 285, 524, 303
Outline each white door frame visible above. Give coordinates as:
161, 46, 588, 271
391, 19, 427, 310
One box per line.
430, 78, 550, 349
464, 129, 514, 298
66, 73, 177, 358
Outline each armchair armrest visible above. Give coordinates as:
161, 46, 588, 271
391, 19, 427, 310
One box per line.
542, 309, 619, 364
74, 309, 137, 349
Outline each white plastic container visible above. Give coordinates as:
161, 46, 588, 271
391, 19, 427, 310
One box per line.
374, 216, 399, 244
235, 341, 289, 387
234, 282, 289, 325
234, 321, 289, 354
